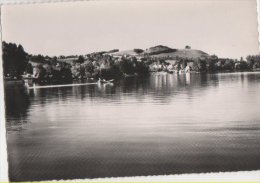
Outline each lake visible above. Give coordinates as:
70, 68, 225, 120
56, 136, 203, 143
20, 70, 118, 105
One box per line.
5, 72, 260, 181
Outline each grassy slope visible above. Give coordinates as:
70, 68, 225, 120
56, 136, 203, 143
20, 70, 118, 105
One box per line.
111, 45, 209, 59
111, 49, 143, 56
152, 49, 209, 59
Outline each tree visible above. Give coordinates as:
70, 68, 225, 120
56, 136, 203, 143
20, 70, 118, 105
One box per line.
136, 61, 149, 76
223, 59, 235, 71
119, 59, 135, 74
235, 61, 249, 71
77, 55, 85, 64
246, 55, 260, 69
25, 63, 33, 74
2, 41, 28, 77
30, 54, 45, 63
206, 59, 217, 72
85, 61, 94, 73
134, 49, 144, 54
193, 59, 206, 72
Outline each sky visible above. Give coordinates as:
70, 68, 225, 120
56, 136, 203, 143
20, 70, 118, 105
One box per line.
1, 0, 259, 59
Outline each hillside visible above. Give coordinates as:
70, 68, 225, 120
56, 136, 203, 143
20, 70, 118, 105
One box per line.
144, 45, 177, 55
110, 49, 144, 56
110, 45, 209, 59
151, 49, 209, 59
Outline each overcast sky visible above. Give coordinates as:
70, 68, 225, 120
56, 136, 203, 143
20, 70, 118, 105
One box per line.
1, 0, 259, 58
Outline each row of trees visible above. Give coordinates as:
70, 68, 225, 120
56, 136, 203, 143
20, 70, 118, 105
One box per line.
69, 55, 150, 80
149, 55, 260, 73
18, 53, 150, 83
2, 41, 260, 83
246, 55, 260, 69
190, 57, 251, 72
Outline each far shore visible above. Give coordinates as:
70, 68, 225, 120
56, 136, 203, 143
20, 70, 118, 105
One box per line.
3, 42, 260, 85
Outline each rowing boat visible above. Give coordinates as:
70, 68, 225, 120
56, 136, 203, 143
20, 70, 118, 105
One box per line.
97, 79, 114, 84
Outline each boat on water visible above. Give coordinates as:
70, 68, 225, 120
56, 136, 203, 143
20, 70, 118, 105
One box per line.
98, 78, 114, 84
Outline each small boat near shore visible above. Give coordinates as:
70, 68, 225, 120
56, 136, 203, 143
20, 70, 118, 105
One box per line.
98, 78, 114, 84
98, 78, 114, 83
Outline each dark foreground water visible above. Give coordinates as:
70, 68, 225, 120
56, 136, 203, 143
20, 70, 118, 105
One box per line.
5, 72, 260, 181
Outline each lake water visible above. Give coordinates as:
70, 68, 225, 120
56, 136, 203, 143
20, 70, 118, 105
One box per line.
5, 72, 260, 181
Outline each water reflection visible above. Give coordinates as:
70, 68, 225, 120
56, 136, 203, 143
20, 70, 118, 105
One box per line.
4, 84, 30, 131
5, 90, 27, 117
5, 73, 221, 131
5, 72, 260, 181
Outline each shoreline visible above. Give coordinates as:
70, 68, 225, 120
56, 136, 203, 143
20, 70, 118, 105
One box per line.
4, 70, 260, 83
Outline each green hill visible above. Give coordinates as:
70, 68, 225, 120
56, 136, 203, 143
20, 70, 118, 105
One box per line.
110, 45, 209, 59
151, 49, 209, 59
110, 49, 144, 56
144, 45, 177, 55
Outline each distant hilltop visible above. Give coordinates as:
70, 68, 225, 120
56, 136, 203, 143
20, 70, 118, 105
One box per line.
110, 45, 209, 59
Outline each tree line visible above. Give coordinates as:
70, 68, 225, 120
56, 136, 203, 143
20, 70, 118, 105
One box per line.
2, 41, 260, 83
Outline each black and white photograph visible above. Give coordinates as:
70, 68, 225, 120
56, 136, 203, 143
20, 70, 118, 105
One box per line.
1, 0, 260, 181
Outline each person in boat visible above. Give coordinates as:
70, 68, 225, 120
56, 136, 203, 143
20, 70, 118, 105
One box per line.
98, 77, 106, 83
98, 77, 114, 83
